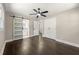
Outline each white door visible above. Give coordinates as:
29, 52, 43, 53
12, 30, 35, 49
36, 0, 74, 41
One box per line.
33, 20, 44, 36
23, 19, 29, 38
43, 18, 56, 39
34, 21, 39, 35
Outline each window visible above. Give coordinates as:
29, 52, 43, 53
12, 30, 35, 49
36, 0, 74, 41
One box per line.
0, 5, 4, 31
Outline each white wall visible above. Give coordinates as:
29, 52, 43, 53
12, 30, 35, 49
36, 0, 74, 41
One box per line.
0, 32, 5, 54
43, 17, 56, 39
56, 7, 79, 46
5, 12, 13, 41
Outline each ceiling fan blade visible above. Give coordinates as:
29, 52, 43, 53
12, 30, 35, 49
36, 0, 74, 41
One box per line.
10, 15, 15, 18
29, 13, 36, 15
37, 15, 39, 18
38, 8, 40, 10
42, 11, 48, 13
33, 9, 37, 12
41, 14, 46, 17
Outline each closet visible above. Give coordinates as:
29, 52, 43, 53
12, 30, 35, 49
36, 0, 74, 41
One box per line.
12, 17, 29, 40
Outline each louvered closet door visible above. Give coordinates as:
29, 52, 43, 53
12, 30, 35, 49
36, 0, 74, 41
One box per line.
13, 18, 23, 40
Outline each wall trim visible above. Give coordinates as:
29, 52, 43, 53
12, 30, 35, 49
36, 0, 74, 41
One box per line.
54, 38, 79, 48
0, 41, 6, 55
5, 38, 22, 43
5, 35, 39, 43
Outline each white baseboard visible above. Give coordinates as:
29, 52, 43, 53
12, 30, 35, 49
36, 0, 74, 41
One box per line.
0, 41, 6, 55
54, 38, 79, 48
43, 36, 56, 40
5, 38, 22, 43
5, 35, 39, 43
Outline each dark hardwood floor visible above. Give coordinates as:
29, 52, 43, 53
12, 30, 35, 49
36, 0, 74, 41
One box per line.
3, 36, 79, 55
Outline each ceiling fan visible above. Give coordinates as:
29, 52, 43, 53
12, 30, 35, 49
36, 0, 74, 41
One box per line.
30, 8, 48, 18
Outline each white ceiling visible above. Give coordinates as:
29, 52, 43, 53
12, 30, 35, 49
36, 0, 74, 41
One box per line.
3, 3, 78, 20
